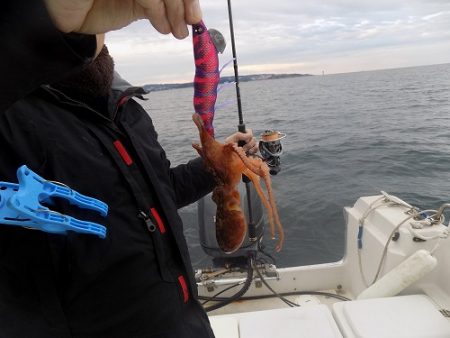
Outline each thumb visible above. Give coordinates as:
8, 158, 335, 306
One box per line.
44, 0, 94, 33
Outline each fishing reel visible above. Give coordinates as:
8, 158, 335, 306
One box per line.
259, 130, 286, 175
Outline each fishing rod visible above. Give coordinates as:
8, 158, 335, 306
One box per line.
226, 0, 259, 242
226, 0, 285, 176
226, 0, 245, 134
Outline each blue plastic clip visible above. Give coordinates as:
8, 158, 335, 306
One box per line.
357, 224, 364, 249
0, 165, 108, 238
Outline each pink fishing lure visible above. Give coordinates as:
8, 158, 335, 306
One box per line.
192, 20, 225, 138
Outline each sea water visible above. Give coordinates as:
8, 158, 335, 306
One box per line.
142, 63, 450, 268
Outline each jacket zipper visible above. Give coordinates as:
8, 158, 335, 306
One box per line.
138, 210, 175, 283
138, 210, 156, 232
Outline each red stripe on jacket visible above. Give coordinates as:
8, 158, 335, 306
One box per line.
113, 140, 133, 166
178, 275, 189, 303
150, 207, 166, 234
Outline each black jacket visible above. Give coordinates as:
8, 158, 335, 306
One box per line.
0, 1, 216, 337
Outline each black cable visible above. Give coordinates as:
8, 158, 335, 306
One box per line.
200, 246, 351, 312
204, 255, 254, 312
257, 241, 276, 265
198, 290, 351, 303
201, 281, 243, 306
253, 261, 298, 307
200, 253, 350, 304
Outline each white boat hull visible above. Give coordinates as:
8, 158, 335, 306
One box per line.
197, 194, 450, 337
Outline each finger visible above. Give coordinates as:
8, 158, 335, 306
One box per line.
245, 146, 258, 155
243, 136, 255, 148
184, 0, 202, 24
164, 0, 189, 39
241, 129, 254, 145
80, 0, 145, 34
139, 0, 172, 35
243, 137, 258, 154
234, 132, 252, 144
224, 130, 254, 145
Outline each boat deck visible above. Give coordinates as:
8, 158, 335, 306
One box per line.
207, 292, 450, 338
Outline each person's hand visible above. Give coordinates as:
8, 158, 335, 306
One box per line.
43, 0, 202, 39
225, 129, 259, 155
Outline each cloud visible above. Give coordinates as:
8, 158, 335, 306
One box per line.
107, 0, 450, 85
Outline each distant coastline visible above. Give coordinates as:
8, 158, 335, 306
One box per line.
143, 73, 312, 92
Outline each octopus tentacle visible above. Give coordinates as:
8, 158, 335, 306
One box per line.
235, 144, 284, 251
232, 144, 267, 176
234, 144, 285, 251
243, 166, 284, 251
242, 168, 276, 239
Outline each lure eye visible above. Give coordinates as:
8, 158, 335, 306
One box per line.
195, 26, 204, 34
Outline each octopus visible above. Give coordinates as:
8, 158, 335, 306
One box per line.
192, 113, 284, 253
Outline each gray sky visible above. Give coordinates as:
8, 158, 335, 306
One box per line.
106, 0, 450, 85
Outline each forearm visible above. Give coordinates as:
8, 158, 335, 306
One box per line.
170, 157, 216, 209
1, 0, 96, 112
